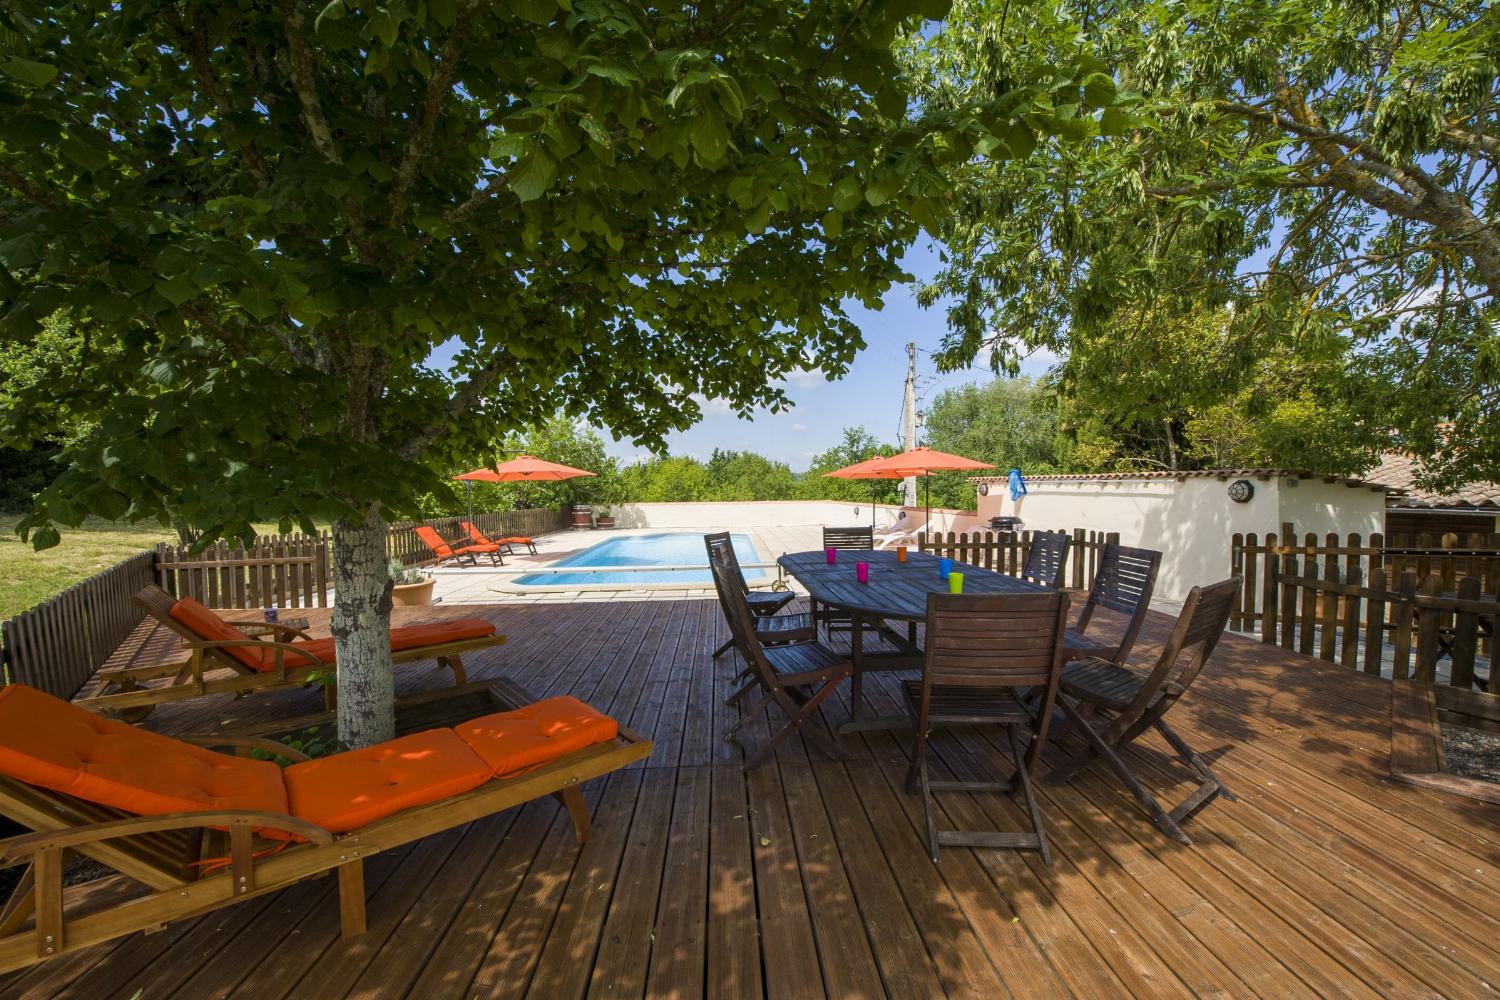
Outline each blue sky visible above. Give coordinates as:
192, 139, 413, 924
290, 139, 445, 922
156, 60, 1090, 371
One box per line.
612, 238, 1057, 471
434, 238, 1057, 473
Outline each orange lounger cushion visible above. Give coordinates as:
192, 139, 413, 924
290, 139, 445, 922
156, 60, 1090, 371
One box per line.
169, 596, 267, 672
282, 729, 492, 833
268, 619, 498, 672
455, 696, 619, 778
0, 684, 288, 818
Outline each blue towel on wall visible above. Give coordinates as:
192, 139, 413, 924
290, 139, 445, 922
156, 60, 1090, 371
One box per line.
1008, 468, 1027, 502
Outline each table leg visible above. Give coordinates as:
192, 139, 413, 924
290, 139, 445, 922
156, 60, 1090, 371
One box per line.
850, 616, 864, 725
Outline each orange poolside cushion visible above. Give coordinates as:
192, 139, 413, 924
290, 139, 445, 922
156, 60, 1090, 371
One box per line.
0, 684, 288, 818
282, 729, 491, 833
455, 696, 619, 778
169, 596, 265, 672
267, 619, 498, 672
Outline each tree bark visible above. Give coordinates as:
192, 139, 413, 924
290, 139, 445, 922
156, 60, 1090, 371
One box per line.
331, 505, 395, 747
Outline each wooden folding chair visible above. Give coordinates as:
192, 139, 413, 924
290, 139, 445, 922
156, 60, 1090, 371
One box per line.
812, 525, 884, 639
904, 591, 1071, 863
1018, 530, 1070, 589
710, 544, 849, 770
1062, 543, 1162, 662
1046, 577, 1241, 845
704, 532, 801, 658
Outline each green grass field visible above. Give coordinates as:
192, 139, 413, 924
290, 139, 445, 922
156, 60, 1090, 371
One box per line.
0, 516, 181, 621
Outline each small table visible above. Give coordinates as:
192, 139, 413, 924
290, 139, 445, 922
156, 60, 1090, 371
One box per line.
223, 617, 311, 639
778, 549, 1049, 731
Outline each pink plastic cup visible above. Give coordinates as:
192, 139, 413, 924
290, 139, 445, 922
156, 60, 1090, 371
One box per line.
826, 547, 837, 565
856, 562, 870, 584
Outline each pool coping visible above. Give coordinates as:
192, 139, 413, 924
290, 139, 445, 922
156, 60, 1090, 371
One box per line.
489, 531, 776, 594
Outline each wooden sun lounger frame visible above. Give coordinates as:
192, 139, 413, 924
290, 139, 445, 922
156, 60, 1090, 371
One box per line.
77, 585, 505, 716
0, 678, 651, 973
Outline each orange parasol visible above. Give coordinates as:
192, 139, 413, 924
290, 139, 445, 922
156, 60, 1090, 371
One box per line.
823, 456, 904, 528
453, 455, 596, 522
857, 446, 995, 526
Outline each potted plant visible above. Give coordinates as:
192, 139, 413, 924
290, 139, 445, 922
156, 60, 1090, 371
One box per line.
594, 505, 616, 529
389, 559, 436, 607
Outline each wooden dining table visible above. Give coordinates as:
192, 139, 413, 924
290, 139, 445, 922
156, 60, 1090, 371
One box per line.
778, 549, 1050, 731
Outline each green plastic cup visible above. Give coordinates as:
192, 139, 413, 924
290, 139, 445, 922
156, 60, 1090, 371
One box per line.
948, 572, 964, 594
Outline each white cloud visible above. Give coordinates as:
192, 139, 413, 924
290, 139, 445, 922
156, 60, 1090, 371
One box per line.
790, 423, 808, 433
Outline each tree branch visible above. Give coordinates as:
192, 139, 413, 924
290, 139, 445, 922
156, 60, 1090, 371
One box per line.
388, 6, 480, 221
280, 0, 343, 166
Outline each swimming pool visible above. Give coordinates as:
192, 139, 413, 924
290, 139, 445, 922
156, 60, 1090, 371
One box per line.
512, 532, 766, 588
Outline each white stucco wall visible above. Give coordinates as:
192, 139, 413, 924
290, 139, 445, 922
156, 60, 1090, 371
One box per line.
609, 501, 984, 536
976, 474, 1388, 602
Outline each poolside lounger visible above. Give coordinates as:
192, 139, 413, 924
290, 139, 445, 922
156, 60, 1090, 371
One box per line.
0, 681, 650, 973
461, 522, 538, 556
415, 525, 504, 566
78, 585, 504, 716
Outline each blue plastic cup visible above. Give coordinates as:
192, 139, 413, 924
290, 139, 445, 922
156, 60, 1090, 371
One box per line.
938, 558, 953, 579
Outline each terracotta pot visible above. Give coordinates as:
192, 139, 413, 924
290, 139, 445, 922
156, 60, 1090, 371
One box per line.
391, 578, 435, 607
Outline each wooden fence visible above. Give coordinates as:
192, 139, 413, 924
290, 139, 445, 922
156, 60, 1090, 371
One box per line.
919, 529, 1120, 591
386, 508, 570, 566
0, 551, 156, 698
1230, 527, 1500, 730
155, 533, 331, 610
2, 508, 571, 699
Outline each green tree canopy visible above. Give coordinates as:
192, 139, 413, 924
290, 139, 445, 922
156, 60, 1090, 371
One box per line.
0, 0, 1114, 742
913, 0, 1499, 490
798, 426, 903, 503
921, 377, 1062, 507
418, 414, 621, 516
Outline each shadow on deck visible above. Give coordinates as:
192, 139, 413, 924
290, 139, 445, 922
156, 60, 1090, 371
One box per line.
4, 597, 1500, 998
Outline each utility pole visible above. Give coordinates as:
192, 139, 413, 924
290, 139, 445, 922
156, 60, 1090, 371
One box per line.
901, 342, 918, 507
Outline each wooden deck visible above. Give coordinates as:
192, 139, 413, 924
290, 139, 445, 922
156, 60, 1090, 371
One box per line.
4, 597, 1500, 999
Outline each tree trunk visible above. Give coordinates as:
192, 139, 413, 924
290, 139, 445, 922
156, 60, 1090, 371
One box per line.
332, 505, 395, 747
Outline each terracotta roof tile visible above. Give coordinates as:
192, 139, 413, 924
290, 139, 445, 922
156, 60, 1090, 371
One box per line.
1364, 454, 1500, 510
970, 468, 1394, 492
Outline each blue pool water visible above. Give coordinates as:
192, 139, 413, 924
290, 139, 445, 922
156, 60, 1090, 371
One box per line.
513, 532, 766, 587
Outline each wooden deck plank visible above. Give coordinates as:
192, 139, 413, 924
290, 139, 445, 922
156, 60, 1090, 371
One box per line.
4, 597, 1500, 999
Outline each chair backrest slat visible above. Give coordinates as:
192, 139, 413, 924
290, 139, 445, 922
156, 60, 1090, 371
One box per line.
822, 526, 874, 551
1019, 531, 1070, 589
1088, 544, 1161, 615
706, 539, 768, 675
704, 532, 751, 598
924, 592, 1070, 688
1121, 577, 1241, 725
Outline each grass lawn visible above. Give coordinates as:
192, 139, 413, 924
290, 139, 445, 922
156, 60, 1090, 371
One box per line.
0, 516, 180, 621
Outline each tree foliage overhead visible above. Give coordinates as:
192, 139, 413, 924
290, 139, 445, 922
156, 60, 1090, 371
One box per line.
912, 0, 1500, 490
0, 0, 1116, 546
921, 377, 1063, 507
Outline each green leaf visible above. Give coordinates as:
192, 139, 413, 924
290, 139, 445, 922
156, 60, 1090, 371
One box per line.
689, 111, 729, 166
509, 148, 558, 201
1098, 107, 1132, 137
313, 0, 345, 31
155, 273, 198, 306
1, 57, 58, 87
513, 0, 556, 25
235, 286, 277, 320
29, 526, 60, 552
822, 210, 843, 239
61, 135, 109, 173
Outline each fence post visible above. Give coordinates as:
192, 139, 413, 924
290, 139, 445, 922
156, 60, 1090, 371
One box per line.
1339, 564, 1362, 671
1391, 570, 1417, 680
1413, 572, 1445, 682
1318, 562, 1339, 663
1450, 575, 1482, 690
1261, 532, 1278, 644
1363, 567, 1386, 674
1279, 549, 1298, 650
1230, 533, 1245, 630
1298, 554, 1318, 656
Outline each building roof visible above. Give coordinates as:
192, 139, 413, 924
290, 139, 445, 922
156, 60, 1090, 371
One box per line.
970, 468, 1396, 492
1361, 453, 1500, 510
972, 470, 1392, 491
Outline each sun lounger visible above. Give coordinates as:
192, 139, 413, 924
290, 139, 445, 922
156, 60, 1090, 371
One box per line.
415, 525, 504, 566
79, 585, 505, 716
0, 680, 649, 972
461, 522, 538, 555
